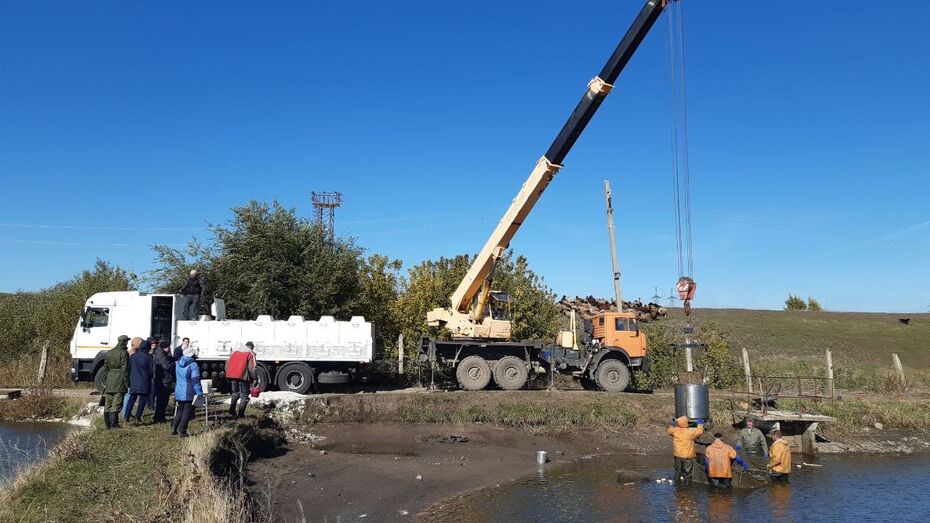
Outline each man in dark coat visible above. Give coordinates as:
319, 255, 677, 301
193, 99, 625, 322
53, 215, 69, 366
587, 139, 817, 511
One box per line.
180, 270, 205, 320
100, 335, 131, 429
152, 340, 175, 423
126, 339, 154, 423
174, 337, 190, 362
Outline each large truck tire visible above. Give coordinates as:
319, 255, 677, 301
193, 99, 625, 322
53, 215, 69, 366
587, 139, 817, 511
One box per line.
94, 365, 106, 393
493, 356, 529, 390
595, 359, 631, 393
255, 364, 272, 392
276, 362, 314, 394
456, 355, 492, 391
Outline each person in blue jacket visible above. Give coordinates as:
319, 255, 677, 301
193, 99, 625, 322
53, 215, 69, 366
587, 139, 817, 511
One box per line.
125, 337, 154, 423
171, 345, 203, 437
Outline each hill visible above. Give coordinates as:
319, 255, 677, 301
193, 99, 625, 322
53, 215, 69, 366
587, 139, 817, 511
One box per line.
661, 308, 930, 386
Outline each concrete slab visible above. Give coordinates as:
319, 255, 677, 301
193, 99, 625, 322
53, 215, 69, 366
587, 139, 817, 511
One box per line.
0, 389, 22, 400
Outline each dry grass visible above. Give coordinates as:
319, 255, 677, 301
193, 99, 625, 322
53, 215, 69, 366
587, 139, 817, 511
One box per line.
0, 354, 74, 389
0, 386, 82, 421
1, 412, 276, 522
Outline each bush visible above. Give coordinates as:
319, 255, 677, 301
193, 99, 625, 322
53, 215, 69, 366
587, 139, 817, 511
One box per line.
637, 321, 741, 390
784, 294, 807, 310
807, 297, 824, 311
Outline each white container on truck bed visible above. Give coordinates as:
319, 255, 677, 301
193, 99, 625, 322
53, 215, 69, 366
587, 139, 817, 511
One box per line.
70, 291, 373, 393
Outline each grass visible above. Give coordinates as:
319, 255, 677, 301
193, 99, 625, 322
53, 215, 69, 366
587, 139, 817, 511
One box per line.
0, 411, 277, 523
0, 386, 83, 421
651, 308, 930, 391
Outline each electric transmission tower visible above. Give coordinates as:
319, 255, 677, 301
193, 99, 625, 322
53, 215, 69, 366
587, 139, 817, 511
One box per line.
651, 286, 662, 304
667, 288, 676, 308
311, 192, 342, 237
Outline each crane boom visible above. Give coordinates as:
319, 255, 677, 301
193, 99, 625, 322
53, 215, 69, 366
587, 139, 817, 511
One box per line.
430, 0, 669, 339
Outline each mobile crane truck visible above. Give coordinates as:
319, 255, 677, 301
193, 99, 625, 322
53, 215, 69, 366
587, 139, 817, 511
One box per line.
422, 0, 669, 392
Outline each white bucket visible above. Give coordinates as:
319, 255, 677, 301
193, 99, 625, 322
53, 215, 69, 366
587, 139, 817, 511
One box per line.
536, 450, 548, 464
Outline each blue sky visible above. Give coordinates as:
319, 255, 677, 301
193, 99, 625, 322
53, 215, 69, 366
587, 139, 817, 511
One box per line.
1, 1, 928, 312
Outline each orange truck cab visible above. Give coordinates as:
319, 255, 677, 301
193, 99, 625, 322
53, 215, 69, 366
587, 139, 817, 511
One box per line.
592, 311, 647, 359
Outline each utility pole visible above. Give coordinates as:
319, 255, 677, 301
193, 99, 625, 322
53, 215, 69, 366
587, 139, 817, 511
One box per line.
604, 180, 622, 311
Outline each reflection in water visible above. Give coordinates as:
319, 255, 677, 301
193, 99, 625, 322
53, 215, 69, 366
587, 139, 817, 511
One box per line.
0, 422, 72, 483
424, 453, 930, 522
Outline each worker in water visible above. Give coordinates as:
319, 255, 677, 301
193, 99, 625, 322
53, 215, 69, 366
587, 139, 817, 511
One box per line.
704, 433, 749, 488
667, 416, 704, 483
767, 429, 792, 481
736, 417, 768, 457
180, 269, 205, 320
100, 335, 131, 429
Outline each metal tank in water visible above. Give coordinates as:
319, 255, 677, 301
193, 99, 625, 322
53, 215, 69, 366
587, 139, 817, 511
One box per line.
674, 383, 710, 422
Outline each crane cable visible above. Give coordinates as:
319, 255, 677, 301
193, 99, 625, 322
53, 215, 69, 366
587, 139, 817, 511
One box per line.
667, 0, 696, 315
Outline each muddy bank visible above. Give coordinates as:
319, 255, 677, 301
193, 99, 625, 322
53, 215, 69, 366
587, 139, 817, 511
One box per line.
247, 422, 662, 522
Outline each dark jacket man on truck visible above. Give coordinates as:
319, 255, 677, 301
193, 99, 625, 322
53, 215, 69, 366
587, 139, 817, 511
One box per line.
180, 270, 205, 320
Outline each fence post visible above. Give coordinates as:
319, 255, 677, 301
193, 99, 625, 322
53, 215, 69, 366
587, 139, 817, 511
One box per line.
397, 333, 405, 377
825, 350, 834, 399
37, 339, 50, 385
741, 347, 752, 393
892, 353, 906, 389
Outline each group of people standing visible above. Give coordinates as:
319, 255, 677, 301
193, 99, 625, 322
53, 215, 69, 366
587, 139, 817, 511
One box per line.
667, 416, 792, 488
98, 334, 258, 437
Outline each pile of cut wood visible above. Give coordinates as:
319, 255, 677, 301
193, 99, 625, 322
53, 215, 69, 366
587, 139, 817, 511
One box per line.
557, 296, 668, 322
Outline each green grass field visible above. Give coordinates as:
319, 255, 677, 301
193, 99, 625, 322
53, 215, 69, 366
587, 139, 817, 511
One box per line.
659, 308, 930, 387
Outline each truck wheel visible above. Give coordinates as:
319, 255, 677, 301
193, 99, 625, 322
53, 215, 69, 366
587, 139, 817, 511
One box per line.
275, 362, 314, 394
94, 365, 106, 393
255, 364, 271, 392
493, 356, 529, 390
456, 356, 491, 391
596, 360, 631, 393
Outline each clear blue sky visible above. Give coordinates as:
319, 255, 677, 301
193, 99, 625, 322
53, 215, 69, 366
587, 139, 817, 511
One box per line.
1, 1, 928, 312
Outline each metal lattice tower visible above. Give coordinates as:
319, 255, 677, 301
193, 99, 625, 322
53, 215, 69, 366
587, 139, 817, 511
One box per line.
667, 288, 676, 308
651, 286, 662, 304
311, 192, 342, 236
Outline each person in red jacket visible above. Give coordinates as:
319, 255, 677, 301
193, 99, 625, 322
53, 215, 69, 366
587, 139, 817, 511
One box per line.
225, 342, 257, 418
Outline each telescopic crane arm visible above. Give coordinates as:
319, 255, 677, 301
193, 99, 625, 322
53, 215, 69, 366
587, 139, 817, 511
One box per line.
429, 0, 670, 339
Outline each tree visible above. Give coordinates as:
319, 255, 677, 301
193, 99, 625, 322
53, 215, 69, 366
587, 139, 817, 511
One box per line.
150, 200, 365, 321
0, 260, 135, 359
807, 297, 824, 312
784, 294, 807, 311
393, 251, 560, 344
357, 254, 404, 356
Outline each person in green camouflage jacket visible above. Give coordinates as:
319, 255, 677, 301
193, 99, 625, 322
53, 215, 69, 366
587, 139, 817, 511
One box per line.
101, 335, 131, 429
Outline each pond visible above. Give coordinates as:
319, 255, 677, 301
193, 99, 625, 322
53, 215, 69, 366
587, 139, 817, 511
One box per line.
0, 421, 72, 484
426, 452, 930, 522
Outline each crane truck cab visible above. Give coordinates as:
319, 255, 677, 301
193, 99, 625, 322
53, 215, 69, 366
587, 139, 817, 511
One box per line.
591, 311, 647, 360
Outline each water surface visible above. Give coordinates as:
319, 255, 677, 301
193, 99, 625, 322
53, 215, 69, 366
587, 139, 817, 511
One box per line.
427, 452, 930, 522
0, 421, 72, 483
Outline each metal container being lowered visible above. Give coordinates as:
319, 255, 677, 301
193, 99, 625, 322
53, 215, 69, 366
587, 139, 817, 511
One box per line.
675, 381, 710, 422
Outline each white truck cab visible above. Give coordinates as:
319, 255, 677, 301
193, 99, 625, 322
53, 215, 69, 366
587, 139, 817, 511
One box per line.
70, 291, 374, 394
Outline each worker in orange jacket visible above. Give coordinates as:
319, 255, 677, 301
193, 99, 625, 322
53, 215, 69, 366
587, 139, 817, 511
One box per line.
767, 429, 792, 481
667, 416, 704, 483
704, 433, 749, 488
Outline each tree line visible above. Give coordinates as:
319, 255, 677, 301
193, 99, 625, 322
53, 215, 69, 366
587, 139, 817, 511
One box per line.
0, 200, 560, 369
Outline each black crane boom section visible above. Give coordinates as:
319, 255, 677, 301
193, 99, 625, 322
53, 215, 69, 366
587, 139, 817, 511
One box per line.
544, 0, 668, 165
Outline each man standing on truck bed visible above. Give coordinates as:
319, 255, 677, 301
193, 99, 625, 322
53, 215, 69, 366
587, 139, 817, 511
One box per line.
101, 335, 131, 429
180, 269, 205, 320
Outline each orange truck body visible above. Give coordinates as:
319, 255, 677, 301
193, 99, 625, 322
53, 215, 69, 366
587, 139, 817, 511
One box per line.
591, 311, 647, 358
